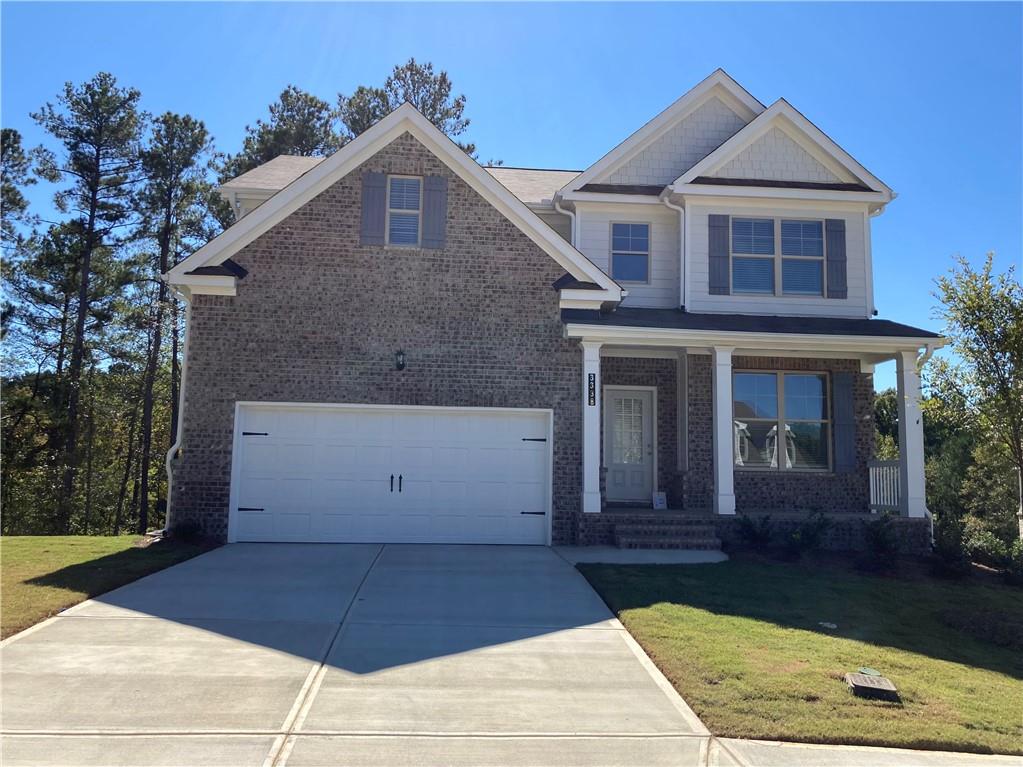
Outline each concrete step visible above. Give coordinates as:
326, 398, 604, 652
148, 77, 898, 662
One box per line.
613, 523, 718, 538
615, 534, 723, 550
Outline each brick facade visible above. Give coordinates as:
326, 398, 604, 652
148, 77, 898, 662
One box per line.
171, 132, 584, 543
684, 354, 875, 514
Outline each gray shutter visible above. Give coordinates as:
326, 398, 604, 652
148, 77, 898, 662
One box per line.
826, 218, 847, 299
422, 175, 447, 249
832, 371, 856, 473
708, 214, 730, 295
360, 172, 386, 246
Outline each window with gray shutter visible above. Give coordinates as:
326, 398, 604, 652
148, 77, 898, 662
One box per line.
421, 175, 447, 249
708, 214, 730, 295
387, 176, 422, 246
826, 218, 848, 299
360, 172, 386, 246
832, 371, 856, 473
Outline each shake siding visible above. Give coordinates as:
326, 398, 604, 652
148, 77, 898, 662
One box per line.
686, 203, 869, 318
576, 203, 679, 309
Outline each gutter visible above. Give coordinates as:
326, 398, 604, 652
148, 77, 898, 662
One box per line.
162, 287, 192, 535
554, 195, 577, 246
660, 191, 686, 309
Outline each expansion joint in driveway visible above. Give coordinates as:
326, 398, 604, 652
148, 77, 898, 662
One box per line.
265, 543, 387, 767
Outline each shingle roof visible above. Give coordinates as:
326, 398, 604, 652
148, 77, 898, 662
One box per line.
484, 167, 580, 205
561, 307, 942, 339
220, 155, 326, 191
219, 156, 580, 206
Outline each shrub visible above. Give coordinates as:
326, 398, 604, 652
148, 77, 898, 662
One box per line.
858, 512, 899, 572
965, 528, 1010, 568
1005, 539, 1023, 587
736, 514, 773, 549
781, 511, 832, 560
931, 512, 971, 578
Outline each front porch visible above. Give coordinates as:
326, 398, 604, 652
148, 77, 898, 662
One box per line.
570, 311, 938, 551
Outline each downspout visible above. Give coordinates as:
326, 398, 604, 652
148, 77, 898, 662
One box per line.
163, 287, 192, 535
554, 196, 577, 246
661, 191, 686, 310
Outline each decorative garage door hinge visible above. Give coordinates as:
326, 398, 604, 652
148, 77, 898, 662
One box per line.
242, 431, 269, 436
520, 511, 546, 515
237, 507, 264, 511
521, 437, 547, 442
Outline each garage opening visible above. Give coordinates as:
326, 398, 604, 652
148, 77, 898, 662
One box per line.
228, 403, 552, 545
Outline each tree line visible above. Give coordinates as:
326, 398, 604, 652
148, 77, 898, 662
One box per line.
1, 59, 474, 536
876, 253, 1023, 560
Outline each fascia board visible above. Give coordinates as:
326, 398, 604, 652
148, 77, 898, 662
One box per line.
675, 184, 888, 204
563, 323, 942, 354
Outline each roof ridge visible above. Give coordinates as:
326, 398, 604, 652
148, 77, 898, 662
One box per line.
486, 165, 582, 173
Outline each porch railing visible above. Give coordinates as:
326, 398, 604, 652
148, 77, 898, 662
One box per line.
868, 459, 901, 513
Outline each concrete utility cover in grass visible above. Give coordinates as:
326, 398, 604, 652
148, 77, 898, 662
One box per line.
845, 672, 899, 700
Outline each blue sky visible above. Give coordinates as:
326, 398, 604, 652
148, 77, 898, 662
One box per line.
3, 2, 1021, 389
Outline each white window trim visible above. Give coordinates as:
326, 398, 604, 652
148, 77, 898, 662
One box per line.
732, 369, 832, 473
386, 174, 423, 247
609, 220, 652, 285
729, 216, 828, 298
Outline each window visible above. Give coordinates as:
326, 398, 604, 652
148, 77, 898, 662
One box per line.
781, 220, 824, 295
730, 217, 826, 296
731, 218, 774, 294
733, 372, 830, 471
611, 222, 650, 282
387, 176, 421, 245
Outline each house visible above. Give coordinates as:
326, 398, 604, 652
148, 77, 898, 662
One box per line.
164, 70, 942, 550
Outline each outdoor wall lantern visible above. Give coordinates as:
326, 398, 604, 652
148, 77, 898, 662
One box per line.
395, 350, 406, 371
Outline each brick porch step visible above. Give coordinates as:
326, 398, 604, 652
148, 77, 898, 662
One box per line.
613, 522, 722, 550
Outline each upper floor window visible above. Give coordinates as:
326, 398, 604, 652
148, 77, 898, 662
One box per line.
730, 217, 825, 296
611, 222, 650, 283
387, 176, 421, 246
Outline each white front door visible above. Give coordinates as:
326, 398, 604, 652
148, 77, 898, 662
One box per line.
604, 388, 655, 502
229, 404, 551, 544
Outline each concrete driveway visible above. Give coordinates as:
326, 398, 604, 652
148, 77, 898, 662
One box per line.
1, 544, 707, 766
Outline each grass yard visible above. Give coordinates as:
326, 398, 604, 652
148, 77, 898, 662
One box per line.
580, 556, 1023, 755
1, 535, 211, 639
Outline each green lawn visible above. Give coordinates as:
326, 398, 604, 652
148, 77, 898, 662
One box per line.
580, 556, 1023, 756
1, 535, 211, 639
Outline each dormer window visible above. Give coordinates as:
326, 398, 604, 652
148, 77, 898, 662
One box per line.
387, 176, 422, 246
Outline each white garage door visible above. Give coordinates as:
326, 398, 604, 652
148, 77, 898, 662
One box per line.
229, 404, 551, 545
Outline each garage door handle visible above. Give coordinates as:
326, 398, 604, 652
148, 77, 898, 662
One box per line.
398, 474, 403, 492
520, 511, 546, 515
390, 475, 394, 492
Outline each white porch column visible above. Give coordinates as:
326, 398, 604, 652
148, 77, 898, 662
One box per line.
896, 350, 928, 518
711, 346, 736, 515
581, 340, 603, 513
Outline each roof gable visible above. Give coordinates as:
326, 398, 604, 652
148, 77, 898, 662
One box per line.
168, 104, 620, 300
560, 70, 764, 196
673, 99, 892, 200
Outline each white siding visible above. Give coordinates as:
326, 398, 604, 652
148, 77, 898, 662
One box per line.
686, 202, 870, 318
605, 97, 748, 186
576, 202, 679, 308
534, 209, 572, 242
711, 128, 852, 184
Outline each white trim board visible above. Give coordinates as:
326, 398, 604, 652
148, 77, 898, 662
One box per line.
226, 401, 555, 546
166, 103, 621, 302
